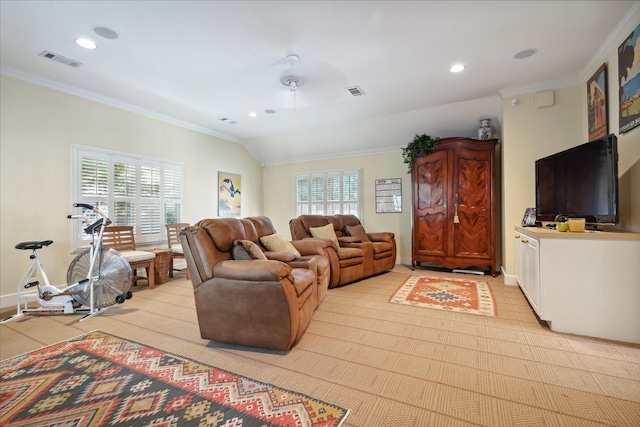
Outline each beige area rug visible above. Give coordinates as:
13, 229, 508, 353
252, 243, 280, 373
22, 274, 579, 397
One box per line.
388, 275, 498, 317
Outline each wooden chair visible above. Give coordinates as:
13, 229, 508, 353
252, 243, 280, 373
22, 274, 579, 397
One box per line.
166, 223, 190, 279
102, 226, 156, 289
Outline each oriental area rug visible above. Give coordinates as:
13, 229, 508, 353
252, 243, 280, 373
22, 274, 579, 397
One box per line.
0, 331, 349, 427
388, 275, 498, 317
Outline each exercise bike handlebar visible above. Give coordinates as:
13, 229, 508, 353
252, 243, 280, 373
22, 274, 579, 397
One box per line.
68, 203, 112, 234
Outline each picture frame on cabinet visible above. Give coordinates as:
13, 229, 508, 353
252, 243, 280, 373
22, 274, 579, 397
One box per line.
587, 63, 608, 140
521, 207, 537, 227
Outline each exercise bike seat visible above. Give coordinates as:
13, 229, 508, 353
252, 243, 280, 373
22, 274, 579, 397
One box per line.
15, 240, 53, 250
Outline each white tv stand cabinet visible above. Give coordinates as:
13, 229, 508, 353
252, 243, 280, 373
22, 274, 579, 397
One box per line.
514, 226, 640, 344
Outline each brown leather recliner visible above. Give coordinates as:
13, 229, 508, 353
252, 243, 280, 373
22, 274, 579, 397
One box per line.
289, 214, 396, 287
246, 216, 332, 303
180, 217, 320, 351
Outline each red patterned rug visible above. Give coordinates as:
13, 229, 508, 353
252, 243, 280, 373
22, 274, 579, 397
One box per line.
0, 331, 349, 426
388, 276, 497, 317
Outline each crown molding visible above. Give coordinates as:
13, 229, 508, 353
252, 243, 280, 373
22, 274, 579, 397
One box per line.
263, 145, 402, 167
501, 3, 640, 98
499, 77, 580, 98
578, 2, 640, 82
0, 66, 266, 164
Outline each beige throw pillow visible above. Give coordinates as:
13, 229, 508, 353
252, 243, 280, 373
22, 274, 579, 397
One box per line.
259, 234, 301, 258
345, 224, 370, 242
309, 223, 339, 246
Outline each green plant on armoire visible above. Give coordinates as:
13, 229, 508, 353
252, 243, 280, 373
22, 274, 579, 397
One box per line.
401, 134, 440, 173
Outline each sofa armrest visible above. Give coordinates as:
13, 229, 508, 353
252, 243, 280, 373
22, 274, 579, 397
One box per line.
294, 237, 339, 252
288, 257, 317, 273
213, 260, 293, 282
367, 232, 395, 242
291, 238, 336, 255
338, 236, 362, 244
264, 251, 297, 262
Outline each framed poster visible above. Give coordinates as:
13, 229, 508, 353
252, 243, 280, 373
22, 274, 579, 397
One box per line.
587, 63, 608, 140
618, 22, 640, 134
218, 172, 241, 217
375, 178, 402, 213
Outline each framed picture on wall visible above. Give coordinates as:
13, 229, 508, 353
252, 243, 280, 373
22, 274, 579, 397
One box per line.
618, 22, 640, 134
218, 172, 241, 217
375, 178, 402, 213
587, 63, 608, 140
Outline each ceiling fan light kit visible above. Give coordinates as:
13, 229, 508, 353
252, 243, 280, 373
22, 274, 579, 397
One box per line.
279, 54, 307, 110
279, 54, 306, 89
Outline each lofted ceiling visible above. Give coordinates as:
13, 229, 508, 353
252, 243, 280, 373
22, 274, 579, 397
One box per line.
1, 1, 637, 165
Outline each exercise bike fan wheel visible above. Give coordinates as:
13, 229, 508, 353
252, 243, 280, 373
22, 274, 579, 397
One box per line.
67, 247, 132, 308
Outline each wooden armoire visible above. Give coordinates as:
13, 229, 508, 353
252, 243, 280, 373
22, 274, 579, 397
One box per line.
411, 137, 498, 275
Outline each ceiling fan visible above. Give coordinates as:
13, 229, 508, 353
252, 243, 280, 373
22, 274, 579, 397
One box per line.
279, 54, 306, 110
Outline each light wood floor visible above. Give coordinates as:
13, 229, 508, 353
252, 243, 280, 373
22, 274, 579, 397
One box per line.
2, 265, 639, 426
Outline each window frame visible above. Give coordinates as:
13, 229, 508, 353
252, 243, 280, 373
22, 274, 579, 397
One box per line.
71, 145, 185, 250
294, 169, 363, 219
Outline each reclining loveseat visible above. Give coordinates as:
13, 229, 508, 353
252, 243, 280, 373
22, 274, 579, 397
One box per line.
179, 216, 331, 350
289, 214, 396, 287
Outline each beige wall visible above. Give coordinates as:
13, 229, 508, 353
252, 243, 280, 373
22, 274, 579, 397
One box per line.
501, 64, 640, 281
263, 152, 413, 263
501, 87, 584, 280
0, 76, 263, 304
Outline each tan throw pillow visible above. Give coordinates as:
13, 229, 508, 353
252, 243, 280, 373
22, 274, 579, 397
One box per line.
232, 240, 267, 260
259, 234, 301, 258
345, 224, 370, 242
309, 223, 339, 246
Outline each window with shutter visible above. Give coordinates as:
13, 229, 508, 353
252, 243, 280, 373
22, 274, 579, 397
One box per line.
294, 170, 362, 219
72, 146, 184, 250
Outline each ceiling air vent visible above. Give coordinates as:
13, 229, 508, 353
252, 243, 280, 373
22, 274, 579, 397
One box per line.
346, 86, 365, 96
39, 50, 83, 68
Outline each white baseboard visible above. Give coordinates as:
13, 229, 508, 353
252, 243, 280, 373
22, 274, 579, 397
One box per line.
1, 293, 18, 310
502, 267, 518, 286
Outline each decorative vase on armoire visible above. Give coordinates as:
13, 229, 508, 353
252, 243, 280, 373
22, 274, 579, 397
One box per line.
411, 137, 499, 276
478, 119, 492, 140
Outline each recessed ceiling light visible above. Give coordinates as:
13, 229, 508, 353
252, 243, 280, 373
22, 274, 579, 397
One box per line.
248, 111, 257, 118
450, 64, 465, 73
76, 38, 97, 49
513, 48, 537, 60
94, 26, 119, 40
264, 109, 277, 114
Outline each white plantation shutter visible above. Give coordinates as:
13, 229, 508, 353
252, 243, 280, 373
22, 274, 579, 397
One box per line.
294, 169, 362, 218
164, 165, 183, 224
72, 146, 184, 249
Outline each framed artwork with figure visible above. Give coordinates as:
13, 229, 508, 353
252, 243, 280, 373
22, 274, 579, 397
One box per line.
218, 172, 241, 217
587, 63, 608, 141
618, 22, 640, 134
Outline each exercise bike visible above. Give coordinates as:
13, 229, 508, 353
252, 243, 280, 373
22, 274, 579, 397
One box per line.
2, 203, 133, 323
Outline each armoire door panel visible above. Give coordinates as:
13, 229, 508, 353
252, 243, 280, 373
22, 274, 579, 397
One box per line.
416, 151, 447, 211
416, 214, 446, 256
454, 212, 490, 257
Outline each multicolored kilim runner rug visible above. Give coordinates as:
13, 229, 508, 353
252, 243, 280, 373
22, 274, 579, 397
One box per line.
0, 331, 349, 426
388, 275, 498, 317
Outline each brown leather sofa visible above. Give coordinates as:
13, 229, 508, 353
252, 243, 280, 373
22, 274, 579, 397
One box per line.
289, 214, 396, 287
246, 216, 333, 303
180, 217, 330, 350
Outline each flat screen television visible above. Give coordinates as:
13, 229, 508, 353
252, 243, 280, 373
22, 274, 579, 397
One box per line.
535, 133, 618, 226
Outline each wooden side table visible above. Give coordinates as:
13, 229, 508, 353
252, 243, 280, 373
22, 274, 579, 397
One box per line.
151, 248, 172, 285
